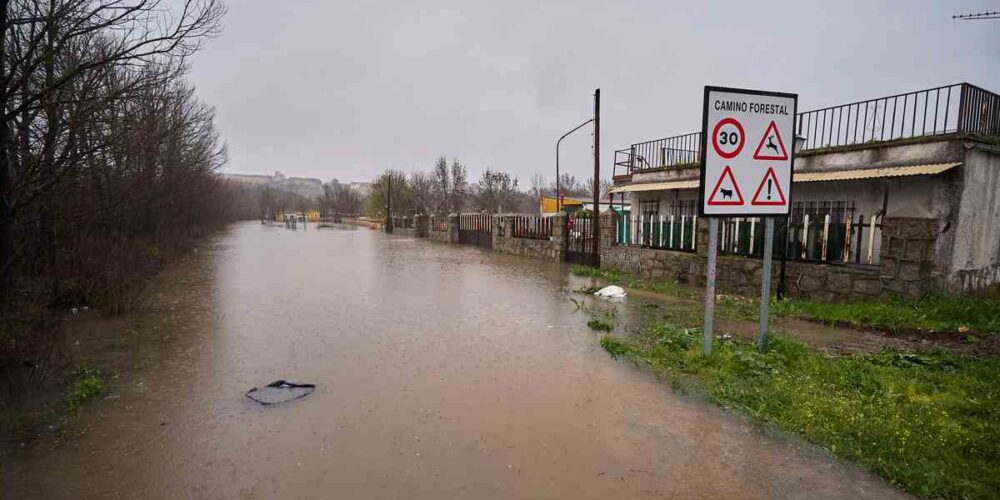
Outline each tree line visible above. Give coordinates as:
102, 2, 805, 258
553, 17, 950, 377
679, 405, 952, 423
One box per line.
368, 156, 610, 217
0, 0, 230, 375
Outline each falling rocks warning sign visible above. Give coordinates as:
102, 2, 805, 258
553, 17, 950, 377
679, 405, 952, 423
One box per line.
699, 86, 798, 216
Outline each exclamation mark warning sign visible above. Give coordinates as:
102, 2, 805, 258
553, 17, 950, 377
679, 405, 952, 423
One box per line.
751, 167, 786, 206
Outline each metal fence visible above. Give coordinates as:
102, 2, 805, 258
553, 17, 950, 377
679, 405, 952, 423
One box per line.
510, 215, 553, 240
430, 216, 448, 232
565, 212, 598, 265
613, 83, 1000, 177
458, 213, 493, 249
614, 200, 884, 266
616, 211, 698, 252
717, 202, 883, 265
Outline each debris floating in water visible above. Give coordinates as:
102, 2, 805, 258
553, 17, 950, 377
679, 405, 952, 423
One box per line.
593, 285, 627, 299
245, 380, 315, 405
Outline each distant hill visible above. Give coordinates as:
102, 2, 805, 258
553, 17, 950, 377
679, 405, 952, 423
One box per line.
223, 172, 324, 199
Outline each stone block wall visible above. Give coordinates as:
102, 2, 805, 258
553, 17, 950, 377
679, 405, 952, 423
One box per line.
599, 212, 916, 302
492, 215, 563, 261
414, 214, 429, 238
428, 215, 449, 243
879, 217, 938, 297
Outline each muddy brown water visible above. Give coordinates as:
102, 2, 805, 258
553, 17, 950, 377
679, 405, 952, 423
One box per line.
1, 222, 910, 499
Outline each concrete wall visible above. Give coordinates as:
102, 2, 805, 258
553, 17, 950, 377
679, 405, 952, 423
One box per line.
795, 138, 963, 172
948, 145, 1000, 291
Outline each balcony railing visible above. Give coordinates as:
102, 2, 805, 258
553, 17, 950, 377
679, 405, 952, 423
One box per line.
613, 83, 1000, 177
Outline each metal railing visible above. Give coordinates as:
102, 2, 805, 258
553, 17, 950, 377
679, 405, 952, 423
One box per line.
430, 216, 448, 232
616, 211, 698, 252
613, 83, 1000, 177
717, 202, 883, 266
510, 215, 552, 240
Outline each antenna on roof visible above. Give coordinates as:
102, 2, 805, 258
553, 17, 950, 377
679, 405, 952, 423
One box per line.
952, 11, 1000, 20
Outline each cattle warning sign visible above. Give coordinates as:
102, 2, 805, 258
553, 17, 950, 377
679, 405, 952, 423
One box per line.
699, 86, 797, 216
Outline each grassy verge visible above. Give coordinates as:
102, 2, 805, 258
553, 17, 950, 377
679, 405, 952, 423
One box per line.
601, 325, 1000, 498
6, 364, 109, 447
573, 265, 1000, 335
572, 265, 698, 299
771, 295, 1000, 335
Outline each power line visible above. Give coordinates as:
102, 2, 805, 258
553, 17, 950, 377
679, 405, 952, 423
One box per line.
953, 11, 1000, 20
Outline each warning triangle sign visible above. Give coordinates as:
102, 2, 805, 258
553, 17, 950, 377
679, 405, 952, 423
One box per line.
707, 165, 745, 206
753, 121, 788, 161
751, 167, 787, 206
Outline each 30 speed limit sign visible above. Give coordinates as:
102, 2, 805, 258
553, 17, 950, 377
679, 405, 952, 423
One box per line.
699, 86, 798, 216
711, 117, 744, 159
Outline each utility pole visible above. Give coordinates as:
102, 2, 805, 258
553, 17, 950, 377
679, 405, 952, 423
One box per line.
592, 88, 601, 265
385, 174, 394, 234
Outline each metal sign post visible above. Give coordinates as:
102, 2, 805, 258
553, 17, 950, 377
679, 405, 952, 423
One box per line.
758, 217, 775, 349
703, 218, 719, 355
699, 86, 797, 353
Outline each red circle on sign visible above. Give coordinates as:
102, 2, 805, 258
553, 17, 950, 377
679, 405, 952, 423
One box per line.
712, 117, 745, 159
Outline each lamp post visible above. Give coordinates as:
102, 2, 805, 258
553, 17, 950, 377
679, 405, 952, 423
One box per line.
555, 118, 594, 212
777, 134, 807, 298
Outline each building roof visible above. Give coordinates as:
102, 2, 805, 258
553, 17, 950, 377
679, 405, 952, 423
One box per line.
609, 180, 699, 194
793, 162, 961, 182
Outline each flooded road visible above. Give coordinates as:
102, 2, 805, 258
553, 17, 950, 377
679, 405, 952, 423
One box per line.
2, 222, 908, 499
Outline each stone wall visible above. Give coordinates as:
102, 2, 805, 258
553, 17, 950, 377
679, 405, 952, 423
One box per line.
414, 214, 429, 238
879, 217, 938, 297
599, 211, 929, 302
492, 215, 563, 261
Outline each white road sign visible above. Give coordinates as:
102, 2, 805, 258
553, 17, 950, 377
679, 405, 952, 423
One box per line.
699, 86, 798, 216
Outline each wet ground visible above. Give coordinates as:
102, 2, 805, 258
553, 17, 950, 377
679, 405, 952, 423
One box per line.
1, 222, 910, 499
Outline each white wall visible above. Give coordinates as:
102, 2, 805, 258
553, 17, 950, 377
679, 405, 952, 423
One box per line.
949, 147, 1000, 290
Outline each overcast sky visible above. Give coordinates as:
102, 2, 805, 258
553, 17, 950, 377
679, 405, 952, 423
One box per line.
187, 0, 1000, 185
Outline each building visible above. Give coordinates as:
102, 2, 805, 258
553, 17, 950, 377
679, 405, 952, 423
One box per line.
607, 83, 1000, 297
540, 195, 630, 216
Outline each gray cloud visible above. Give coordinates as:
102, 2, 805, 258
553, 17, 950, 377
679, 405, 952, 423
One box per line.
187, 0, 1000, 184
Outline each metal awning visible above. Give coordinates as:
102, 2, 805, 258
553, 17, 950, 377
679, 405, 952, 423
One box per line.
608, 179, 699, 193
793, 162, 961, 182
608, 162, 961, 193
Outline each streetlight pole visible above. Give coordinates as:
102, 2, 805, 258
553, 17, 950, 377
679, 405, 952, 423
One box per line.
592, 88, 600, 264
556, 118, 594, 212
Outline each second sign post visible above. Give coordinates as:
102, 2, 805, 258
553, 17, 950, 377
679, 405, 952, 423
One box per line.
698, 86, 798, 353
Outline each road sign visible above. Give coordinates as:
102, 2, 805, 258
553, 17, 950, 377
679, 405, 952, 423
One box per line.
707, 165, 744, 205
752, 121, 788, 160
699, 87, 798, 216
750, 167, 786, 205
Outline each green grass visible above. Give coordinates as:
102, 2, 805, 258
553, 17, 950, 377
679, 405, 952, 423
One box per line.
6, 364, 108, 445
601, 324, 1000, 498
65, 365, 107, 413
772, 294, 1000, 334
574, 265, 1000, 335
587, 314, 615, 332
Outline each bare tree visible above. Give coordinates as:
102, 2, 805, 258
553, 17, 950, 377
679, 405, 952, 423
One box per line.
529, 173, 546, 214
449, 158, 466, 213
0, 0, 226, 291
431, 155, 450, 214
368, 169, 411, 217
475, 169, 518, 214
409, 170, 434, 215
